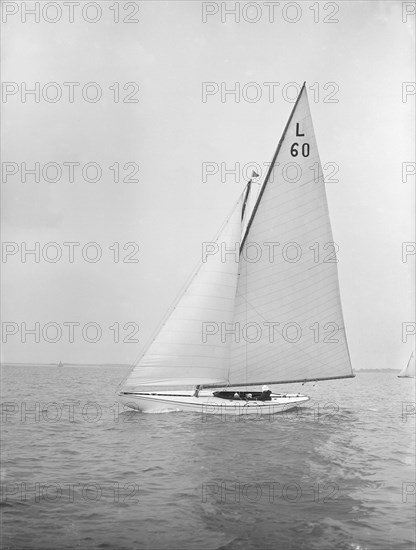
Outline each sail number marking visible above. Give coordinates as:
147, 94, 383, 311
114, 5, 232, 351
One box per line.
290, 142, 310, 157
291, 122, 309, 157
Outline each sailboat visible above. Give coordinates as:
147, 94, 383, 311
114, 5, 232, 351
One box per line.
58, 361, 63, 368
117, 82, 354, 415
398, 352, 415, 378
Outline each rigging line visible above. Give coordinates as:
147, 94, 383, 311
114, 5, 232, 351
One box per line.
245, 260, 248, 389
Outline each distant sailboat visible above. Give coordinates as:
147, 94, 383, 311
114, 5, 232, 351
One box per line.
398, 352, 415, 378
117, 82, 354, 414
58, 361, 64, 368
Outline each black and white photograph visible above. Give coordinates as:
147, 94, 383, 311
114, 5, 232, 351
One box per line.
1, 1, 415, 549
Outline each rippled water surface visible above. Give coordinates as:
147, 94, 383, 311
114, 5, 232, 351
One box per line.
1, 366, 415, 550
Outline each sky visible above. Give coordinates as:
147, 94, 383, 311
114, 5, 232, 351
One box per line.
1, 0, 415, 370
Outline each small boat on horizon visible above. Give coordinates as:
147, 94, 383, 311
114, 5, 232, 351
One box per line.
58, 361, 64, 368
117, 82, 354, 415
398, 352, 415, 378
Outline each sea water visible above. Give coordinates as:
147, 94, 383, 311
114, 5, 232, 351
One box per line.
1, 365, 415, 550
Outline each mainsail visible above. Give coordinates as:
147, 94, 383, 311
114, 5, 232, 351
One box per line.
226, 83, 354, 387
398, 352, 415, 378
122, 196, 244, 390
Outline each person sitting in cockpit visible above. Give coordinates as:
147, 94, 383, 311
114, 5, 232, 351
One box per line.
258, 385, 272, 401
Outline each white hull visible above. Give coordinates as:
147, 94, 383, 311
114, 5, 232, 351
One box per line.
118, 390, 310, 416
